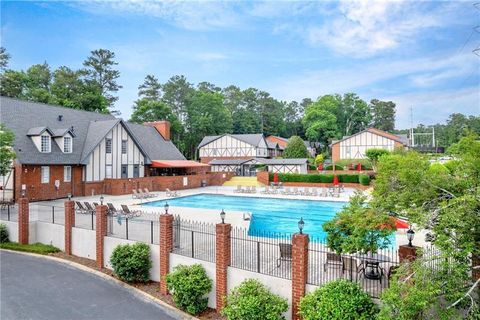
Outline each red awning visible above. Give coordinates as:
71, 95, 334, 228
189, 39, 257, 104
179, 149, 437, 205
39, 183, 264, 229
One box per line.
151, 160, 210, 168
395, 218, 409, 229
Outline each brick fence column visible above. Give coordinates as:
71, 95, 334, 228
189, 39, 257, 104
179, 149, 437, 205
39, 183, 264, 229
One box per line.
64, 200, 75, 255
215, 223, 231, 312
159, 214, 173, 295
18, 196, 29, 245
95, 204, 108, 268
292, 233, 309, 320
399, 245, 419, 263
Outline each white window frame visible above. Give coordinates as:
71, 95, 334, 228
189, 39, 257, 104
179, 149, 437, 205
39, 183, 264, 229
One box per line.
64, 166, 71, 182
41, 134, 51, 153
105, 165, 112, 178
106, 138, 112, 154
41, 166, 50, 184
121, 140, 127, 154
63, 136, 72, 153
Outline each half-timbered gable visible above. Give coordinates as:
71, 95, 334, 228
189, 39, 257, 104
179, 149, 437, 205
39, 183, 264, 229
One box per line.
197, 134, 269, 163
331, 128, 407, 161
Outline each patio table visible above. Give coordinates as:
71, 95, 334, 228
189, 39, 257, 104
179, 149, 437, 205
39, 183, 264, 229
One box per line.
356, 253, 391, 280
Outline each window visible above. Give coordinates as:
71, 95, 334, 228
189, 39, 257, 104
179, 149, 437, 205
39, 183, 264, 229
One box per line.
105, 165, 112, 178
63, 136, 72, 153
106, 138, 112, 154
41, 166, 49, 183
121, 140, 127, 154
64, 166, 71, 182
41, 135, 51, 153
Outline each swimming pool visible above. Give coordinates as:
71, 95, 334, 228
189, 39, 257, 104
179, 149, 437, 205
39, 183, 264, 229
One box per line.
144, 194, 346, 240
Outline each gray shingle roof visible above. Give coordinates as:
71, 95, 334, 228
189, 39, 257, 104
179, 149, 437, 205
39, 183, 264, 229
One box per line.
197, 133, 265, 149
209, 159, 252, 165
125, 123, 186, 161
258, 158, 308, 165
0, 97, 185, 165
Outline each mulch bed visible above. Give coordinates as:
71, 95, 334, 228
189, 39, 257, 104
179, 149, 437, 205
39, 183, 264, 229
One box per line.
50, 252, 224, 320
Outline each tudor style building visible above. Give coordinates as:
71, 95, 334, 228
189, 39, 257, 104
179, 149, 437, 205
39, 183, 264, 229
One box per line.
197, 134, 270, 163
330, 128, 408, 162
0, 97, 198, 201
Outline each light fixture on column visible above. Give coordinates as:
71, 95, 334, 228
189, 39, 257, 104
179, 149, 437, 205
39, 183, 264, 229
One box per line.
298, 217, 305, 234
164, 202, 169, 214
220, 209, 226, 224
100, 195, 104, 206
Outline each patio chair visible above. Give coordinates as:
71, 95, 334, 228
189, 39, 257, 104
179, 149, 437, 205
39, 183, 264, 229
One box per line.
166, 188, 179, 197
132, 189, 142, 199
75, 201, 88, 214
292, 187, 299, 195
234, 185, 242, 193
311, 188, 318, 197
387, 265, 399, 287
342, 256, 362, 280
321, 188, 328, 197
251, 186, 257, 193
84, 202, 96, 213
138, 189, 150, 198
304, 187, 313, 196
144, 188, 158, 197
331, 188, 340, 198
121, 205, 141, 218
276, 243, 292, 267
107, 203, 119, 215
261, 186, 269, 194
281, 187, 291, 195
323, 252, 343, 272
271, 186, 279, 194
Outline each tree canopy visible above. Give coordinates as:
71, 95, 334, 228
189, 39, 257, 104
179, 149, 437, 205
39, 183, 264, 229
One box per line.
283, 136, 309, 158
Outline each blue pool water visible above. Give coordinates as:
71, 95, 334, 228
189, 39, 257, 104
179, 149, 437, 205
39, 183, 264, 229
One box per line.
144, 194, 347, 240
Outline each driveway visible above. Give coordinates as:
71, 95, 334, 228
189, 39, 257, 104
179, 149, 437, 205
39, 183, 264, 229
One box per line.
0, 251, 181, 320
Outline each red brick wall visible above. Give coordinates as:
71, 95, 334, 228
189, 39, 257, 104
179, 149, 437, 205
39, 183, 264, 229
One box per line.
256, 171, 269, 185
292, 233, 309, 320
216, 223, 231, 312
15, 164, 83, 202
159, 214, 173, 295
18, 197, 29, 245
64, 200, 75, 255
95, 205, 108, 268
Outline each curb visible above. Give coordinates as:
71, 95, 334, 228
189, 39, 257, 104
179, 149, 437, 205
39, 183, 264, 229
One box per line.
0, 249, 199, 320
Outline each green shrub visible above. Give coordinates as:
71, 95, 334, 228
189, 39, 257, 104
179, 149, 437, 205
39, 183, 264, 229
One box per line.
334, 159, 373, 170
166, 264, 212, 315
337, 174, 359, 183
222, 279, 288, 320
110, 242, 151, 283
0, 242, 60, 254
298, 280, 377, 320
0, 223, 9, 243
324, 164, 344, 170
359, 174, 370, 186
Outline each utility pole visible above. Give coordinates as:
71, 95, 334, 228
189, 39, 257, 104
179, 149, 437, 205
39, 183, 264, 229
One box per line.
410, 107, 415, 147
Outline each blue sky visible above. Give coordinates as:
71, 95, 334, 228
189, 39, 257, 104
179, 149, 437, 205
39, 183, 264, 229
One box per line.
1, 1, 479, 129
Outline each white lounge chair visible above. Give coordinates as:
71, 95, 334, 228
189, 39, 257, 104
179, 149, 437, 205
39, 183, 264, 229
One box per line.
234, 185, 242, 193
144, 188, 158, 197
311, 188, 318, 197
281, 187, 291, 195
251, 186, 257, 193
166, 188, 179, 197
261, 186, 270, 194
292, 187, 300, 195
321, 188, 328, 197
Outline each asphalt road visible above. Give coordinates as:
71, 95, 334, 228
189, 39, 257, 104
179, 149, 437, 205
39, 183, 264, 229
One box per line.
0, 251, 179, 320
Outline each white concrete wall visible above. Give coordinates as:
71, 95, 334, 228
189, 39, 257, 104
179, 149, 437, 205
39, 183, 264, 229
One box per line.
71, 227, 96, 259
227, 267, 292, 320
199, 135, 257, 158
35, 222, 65, 250
170, 253, 217, 309
2, 221, 18, 242
339, 131, 395, 160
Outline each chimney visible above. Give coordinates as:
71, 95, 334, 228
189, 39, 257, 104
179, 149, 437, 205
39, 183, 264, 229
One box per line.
144, 121, 171, 141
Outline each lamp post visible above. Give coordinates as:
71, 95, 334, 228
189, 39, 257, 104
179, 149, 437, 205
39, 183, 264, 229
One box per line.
164, 202, 169, 215
220, 209, 226, 224
100, 195, 104, 206
298, 217, 305, 235
67, 193, 72, 201
407, 227, 415, 247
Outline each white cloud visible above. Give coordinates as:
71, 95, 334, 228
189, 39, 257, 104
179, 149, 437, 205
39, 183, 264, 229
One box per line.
385, 87, 480, 128
73, 0, 241, 31
268, 51, 476, 101
304, 0, 458, 57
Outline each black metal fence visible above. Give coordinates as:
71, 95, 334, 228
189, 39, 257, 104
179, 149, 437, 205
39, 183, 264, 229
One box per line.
308, 237, 400, 298
107, 213, 160, 245
0, 203, 17, 221
172, 216, 216, 263
35, 204, 65, 225
230, 227, 292, 279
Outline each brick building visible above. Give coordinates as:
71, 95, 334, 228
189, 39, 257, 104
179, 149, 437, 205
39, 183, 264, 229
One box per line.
1, 97, 206, 201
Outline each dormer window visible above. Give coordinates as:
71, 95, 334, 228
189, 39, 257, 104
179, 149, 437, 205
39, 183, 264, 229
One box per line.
41, 134, 51, 153
64, 136, 72, 153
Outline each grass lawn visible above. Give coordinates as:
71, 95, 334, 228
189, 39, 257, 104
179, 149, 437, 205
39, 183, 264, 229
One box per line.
0, 242, 60, 254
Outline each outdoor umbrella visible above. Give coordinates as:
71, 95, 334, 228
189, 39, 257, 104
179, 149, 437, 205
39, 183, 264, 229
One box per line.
273, 173, 279, 184
333, 175, 339, 186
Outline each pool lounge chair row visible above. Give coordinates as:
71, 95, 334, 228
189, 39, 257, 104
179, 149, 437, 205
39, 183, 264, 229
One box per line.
132, 188, 158, 199
233, 185, 257, 193
260, 186, 343, 197
166, 188, 180, 197
75, 201, 141, 217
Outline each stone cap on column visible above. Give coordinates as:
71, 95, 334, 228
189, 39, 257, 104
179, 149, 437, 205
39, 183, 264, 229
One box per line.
216, 223, 231, 234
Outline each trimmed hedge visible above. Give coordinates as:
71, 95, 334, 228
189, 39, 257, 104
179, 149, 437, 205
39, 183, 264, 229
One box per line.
324, 164, 344, 170
269, 173, 369, 185
359, 174, 370, 186
0, 223, 9, 243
